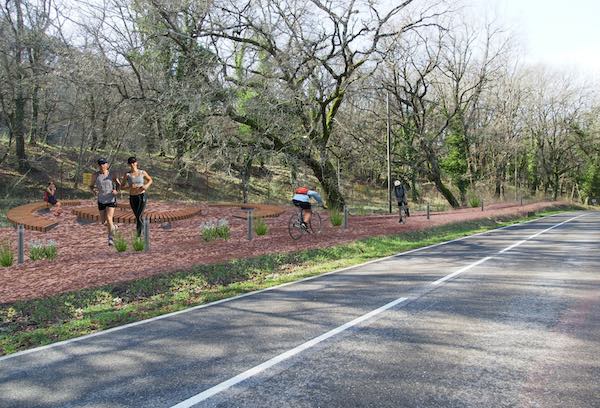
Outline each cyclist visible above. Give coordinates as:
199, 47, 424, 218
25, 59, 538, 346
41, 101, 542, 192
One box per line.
292, 186, 326, 229
393, 179, 410, 222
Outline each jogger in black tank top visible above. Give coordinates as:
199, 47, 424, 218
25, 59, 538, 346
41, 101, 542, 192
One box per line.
122, 156, 153, 236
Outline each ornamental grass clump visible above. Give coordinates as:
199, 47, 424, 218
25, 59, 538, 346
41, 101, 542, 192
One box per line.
329, 209, 343, 227
0, 240, 13, 267
200, 218, 230, 241
29, 239, 57, 261
254, 218, 268, 236
132, 235, 145, 252
113, 232, 128, 252
468, 196, 481, 208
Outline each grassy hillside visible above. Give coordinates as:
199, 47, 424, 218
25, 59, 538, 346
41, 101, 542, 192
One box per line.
0, 141, 400, 226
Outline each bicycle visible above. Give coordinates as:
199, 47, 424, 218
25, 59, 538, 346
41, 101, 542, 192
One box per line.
288, 207, 322, 240
398, 202, 408, 224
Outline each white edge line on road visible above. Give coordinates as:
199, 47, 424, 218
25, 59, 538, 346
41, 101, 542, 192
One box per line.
0, 211, 584, 363
431, 213, 586, 285
169, 296, 409, 408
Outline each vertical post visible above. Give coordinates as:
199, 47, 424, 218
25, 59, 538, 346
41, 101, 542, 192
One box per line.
247, 208, 254, 240
143, 217, 150, 252
515, 148, 518, 202
343, 205, 348, 229
386, 91, 392, 214
481, 199, 484, 212
17, 224, 24, 264
520, 196, 523, 206
426, 203, 430, 220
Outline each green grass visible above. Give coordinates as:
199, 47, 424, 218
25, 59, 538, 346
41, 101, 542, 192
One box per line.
0, 241, 14, 267
28, 240, 58, 261
0, 207, 582, 356
329, 209, 343, 226
468, 196, 482, 208
200, 219, 231, 241
113, 233, 127, 252
254, 218, 268, 236
132, 235, 145, 251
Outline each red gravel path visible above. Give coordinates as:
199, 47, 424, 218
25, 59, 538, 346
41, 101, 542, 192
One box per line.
0, 200, 566, 303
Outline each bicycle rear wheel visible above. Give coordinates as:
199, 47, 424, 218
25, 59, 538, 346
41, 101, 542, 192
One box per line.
288, 213, 304, 240
309, 212, 322, 234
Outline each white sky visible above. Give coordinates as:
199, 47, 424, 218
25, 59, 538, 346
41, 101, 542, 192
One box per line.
469, 0, 600, 79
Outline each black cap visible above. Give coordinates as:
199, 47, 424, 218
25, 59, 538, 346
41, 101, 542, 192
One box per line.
127, 156, 137, 164
97, 158, 108, 165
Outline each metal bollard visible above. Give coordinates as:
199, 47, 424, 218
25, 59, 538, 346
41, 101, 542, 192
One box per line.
481, 199, 484, 211
246, 208, 254, 240
143, 217, 150, 252
343, 205, 349, 229
426, 203, 430, 220
17, 224, 24, 264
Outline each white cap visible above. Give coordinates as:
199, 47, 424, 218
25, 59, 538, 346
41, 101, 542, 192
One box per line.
394, 180, 401, 186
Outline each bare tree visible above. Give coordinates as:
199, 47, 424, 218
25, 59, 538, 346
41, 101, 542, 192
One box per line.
200, 0, 447, 208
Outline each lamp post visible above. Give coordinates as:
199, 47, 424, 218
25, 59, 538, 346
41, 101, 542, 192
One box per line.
387, 91, 392, 214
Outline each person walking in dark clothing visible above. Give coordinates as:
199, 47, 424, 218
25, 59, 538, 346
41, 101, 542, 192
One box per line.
393, 179, 410, 221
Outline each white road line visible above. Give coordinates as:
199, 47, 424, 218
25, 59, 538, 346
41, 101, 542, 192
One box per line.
169, 213, 586, 407
431, 214, 585, 285
431, 257, 493, 285
0, 212, 582, 363
170, 297, 408, 408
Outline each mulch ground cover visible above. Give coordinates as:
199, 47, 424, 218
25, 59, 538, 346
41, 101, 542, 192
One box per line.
0, 200, 565, 303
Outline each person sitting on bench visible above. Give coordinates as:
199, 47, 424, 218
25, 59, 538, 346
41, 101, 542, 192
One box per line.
44, 181, 62, 216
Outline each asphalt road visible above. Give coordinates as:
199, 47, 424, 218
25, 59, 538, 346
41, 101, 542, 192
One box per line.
1, 212, 599, 408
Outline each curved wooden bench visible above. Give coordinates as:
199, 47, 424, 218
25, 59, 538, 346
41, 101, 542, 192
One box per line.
71, 206, 203, 224
213, 203, 286, 219
7, 200, 81, 232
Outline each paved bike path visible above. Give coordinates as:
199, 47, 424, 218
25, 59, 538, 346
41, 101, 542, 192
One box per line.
0, 213, 590, 407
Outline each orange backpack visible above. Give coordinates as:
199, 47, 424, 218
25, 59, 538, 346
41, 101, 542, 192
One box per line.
295, 187, 309, 194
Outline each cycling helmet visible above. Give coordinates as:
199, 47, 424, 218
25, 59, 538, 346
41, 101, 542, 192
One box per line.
394, 180, 401, 187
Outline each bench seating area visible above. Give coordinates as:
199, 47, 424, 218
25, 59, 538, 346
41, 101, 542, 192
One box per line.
7, 200, 81, 232
72, 206, 203, 224
212, 203, 287, 219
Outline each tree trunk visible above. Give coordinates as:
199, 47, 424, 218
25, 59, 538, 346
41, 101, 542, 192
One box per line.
421, 138, 460, 208
235, 156, 253, 204
14, 0, 28, 171
302, 153, 345, 209
15, 93, 28, 170
29, 84, 40, 146
431, 172, 460, 208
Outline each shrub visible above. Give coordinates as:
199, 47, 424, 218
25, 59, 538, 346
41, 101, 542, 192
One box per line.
132, 235, 145, 251
200, 218, 230, 241
254, 218, 268, 236
0, 240, 13, 267
29, 240, 57, 261
113, 232, 127, 252
329, 209, 343, 227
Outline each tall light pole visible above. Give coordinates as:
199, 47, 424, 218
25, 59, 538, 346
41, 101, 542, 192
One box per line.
387, 91, 392, 213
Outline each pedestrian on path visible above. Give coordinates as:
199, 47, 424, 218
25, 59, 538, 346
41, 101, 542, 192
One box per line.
90, 158, 120, 246
121, 156, 153, 237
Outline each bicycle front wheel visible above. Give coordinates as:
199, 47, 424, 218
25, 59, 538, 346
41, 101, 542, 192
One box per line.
309, 212, 322, 234
288, 213, 304, 240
